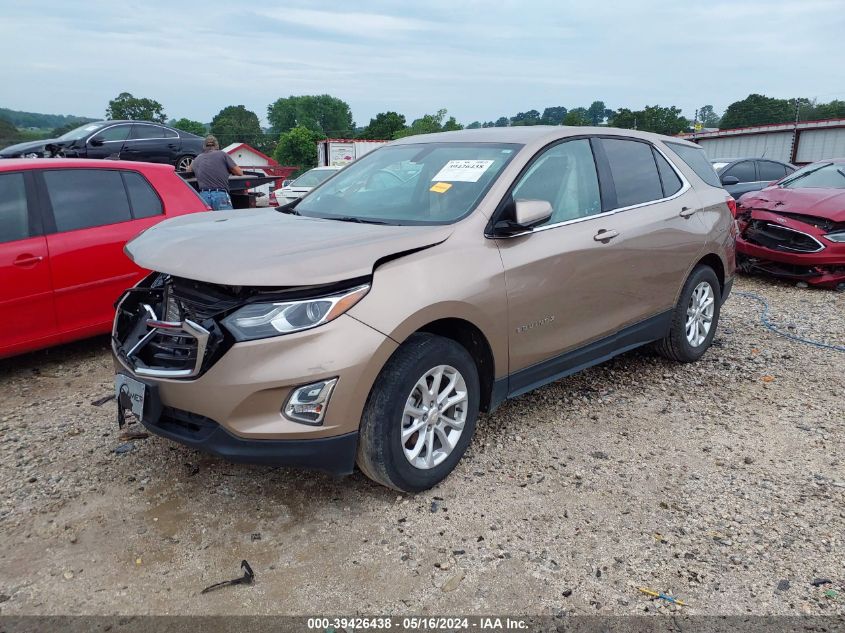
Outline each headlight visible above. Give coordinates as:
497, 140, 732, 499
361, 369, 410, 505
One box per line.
824, 231, 845, 243
221, 284, 369, 341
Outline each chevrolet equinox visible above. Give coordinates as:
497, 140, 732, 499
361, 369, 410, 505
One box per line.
113, 127, 736, 492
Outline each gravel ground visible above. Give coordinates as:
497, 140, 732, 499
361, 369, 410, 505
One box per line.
0, 274, 843, 616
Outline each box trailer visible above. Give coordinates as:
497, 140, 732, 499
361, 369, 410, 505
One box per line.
316, 139, 389, 167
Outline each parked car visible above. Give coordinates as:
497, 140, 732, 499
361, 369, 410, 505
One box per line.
711, 157, 796, 199
736, 159, 845, 288
112, 127, 735, 492
0, 159, 208, 359
0, 121, 204, 171
275, 166, 341, 203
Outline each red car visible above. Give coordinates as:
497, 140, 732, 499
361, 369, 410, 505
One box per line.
0, 159, 208, 358
736, 159, 845, 289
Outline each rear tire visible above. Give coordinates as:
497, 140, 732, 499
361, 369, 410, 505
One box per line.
357, 333, 480, 492
655, 265, 721, 363
175, 155, 194, 171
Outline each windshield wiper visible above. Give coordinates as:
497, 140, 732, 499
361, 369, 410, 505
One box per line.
275, 201, 300, 215
329, 216, 391, 225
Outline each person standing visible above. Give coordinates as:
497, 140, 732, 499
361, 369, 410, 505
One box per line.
186, 135, 243, 210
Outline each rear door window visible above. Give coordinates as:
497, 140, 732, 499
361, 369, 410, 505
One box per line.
758, 161, 787, 182
665, 142, 721, 187
123, 172, 164, 218
130, 124, 165, 140
722, 160, 756, 183
600, 138, 663, 207
0, 172, 30, 244
43, 169, 132, 232
653, 149, 683, 197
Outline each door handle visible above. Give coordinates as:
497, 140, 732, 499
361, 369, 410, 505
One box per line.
593, 229, 619, 243
679, 206, 697, 218
14, 254, 44, 267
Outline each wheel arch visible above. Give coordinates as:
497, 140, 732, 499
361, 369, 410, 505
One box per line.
412, 318, 497, 413
695, 252, 726, 293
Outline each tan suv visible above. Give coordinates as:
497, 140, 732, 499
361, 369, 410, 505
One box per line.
113, 127, 736, 492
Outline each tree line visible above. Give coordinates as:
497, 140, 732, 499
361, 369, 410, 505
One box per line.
3, 92, 845, 171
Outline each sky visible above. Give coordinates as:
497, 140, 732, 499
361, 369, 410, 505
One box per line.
1, 0, 844, 127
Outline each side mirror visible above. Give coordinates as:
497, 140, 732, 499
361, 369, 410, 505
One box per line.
721, 175, 739, 186
89, 136, 104, 147
491, 199, 553, 237
514, 199, 553, 227
281, 179, 292, 188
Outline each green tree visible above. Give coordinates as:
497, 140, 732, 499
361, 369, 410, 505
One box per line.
393, 109, 459, 139
816, 99, 845, 119
510, 109, 541, 126
0, 117, 20, 148
563, 108, 591, 126
586, 101, 609, 126
210, 105, 263, 147
696, 105, 721, 128
170, 118, 207, 136
273, 126, 326, 173
359, 111, 406, 139
106, 92, 166, 122
609, 105, 688, 135
494, 116, 510, 127
267, 94, 354, 136
466, 121, 482, 129
540, 106, 567, 125
719, 94, 792, 129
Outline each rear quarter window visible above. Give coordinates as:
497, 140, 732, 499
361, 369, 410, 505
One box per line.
123, 171, 163, 219
665, 142, 721, 187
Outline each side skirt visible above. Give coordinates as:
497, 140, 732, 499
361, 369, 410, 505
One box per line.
490, 310, 673, 407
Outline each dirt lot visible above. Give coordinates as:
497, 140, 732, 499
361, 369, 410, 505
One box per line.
0, 275, 842, 617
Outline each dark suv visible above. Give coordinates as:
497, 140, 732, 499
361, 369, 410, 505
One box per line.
0, 121, 204, 171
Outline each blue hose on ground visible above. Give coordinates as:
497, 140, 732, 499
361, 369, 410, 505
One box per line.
734, 291, 845, 353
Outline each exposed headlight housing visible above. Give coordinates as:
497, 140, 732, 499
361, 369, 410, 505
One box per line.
824, 231, 845, 243
221, 284, 369, 341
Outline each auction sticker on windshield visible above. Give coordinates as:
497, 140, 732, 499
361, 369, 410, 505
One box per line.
432, 159, 495, 182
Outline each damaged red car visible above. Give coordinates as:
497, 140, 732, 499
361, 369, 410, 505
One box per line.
736, 159, 845, 289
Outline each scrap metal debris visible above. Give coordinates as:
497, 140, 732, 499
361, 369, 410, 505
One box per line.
91, 394, 116, 407
201, 560, 255, 595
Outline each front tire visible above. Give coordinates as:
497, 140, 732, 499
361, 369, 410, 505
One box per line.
357, 333, 480, 492
655, 265, 721, 363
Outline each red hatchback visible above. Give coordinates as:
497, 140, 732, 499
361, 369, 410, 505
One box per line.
0, 159, 208, 358
736, 159, 845, 288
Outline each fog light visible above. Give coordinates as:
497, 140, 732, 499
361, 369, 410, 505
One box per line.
283, 378, 338, 425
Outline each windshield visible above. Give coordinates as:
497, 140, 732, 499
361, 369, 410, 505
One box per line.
293, 169, 338, 188
56, 122, 106, 141
780, 162, 845, 190
295, 142, 521, 225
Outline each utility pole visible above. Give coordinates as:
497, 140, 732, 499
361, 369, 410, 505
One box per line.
789, 100, 801, 164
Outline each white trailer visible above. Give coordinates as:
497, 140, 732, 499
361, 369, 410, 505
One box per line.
316, 139, 389, 167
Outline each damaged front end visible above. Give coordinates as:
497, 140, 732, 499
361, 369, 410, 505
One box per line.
736, 206, 845, 288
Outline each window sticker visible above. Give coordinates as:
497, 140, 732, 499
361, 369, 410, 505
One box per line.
432, 159, 495, 183
429, 182, 452, 193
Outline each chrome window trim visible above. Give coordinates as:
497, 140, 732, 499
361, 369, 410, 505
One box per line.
490, 140, 692, 239
85, 123, 133, 145
125, 123, 180, 142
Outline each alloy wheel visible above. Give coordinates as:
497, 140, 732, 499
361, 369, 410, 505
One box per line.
685, 281, 715, 347
401, 365, 468, 470
176, 156, 194, 171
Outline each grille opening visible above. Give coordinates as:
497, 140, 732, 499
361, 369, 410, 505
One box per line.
744, 221, 823, 253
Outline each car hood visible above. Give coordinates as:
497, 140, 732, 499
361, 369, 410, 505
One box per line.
125, 209, 453, 286
739, 186, 845, 222
0, 138, 56, 156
